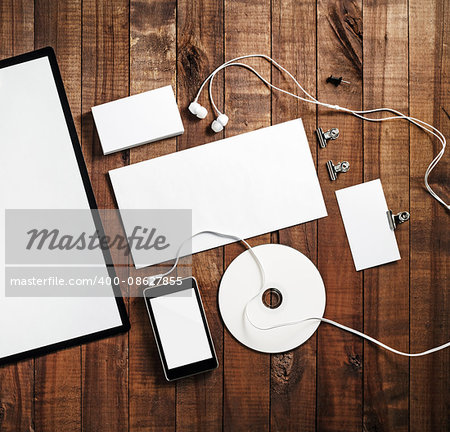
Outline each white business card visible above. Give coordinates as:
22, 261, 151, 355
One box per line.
92, 85, 184, 155
336, 179, 401, 271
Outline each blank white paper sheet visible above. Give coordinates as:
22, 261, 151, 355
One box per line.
109, 118, 328, 267
335, 179, 401, 271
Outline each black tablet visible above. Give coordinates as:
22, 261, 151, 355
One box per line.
144, 277, 218, 381
0, 47, 129, 365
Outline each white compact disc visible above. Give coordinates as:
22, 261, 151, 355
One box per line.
218, 244, 326, 353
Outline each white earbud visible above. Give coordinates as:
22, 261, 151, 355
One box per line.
211, 113, 229, 133
188, 101, 208, 119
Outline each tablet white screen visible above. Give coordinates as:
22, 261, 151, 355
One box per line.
0, 54, 124, 361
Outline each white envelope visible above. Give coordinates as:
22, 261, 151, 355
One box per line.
336, 179, 401, 271
109, 118, 328, 268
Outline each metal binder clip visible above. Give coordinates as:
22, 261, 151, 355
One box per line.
316, 127, 339, 148
387, 210, 410, 230
327, 160, 350, 181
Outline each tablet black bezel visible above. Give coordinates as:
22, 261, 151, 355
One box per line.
144, 277, 218, 381
0, 47, 130, 366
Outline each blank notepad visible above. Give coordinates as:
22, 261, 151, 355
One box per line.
336, 179, 401, 271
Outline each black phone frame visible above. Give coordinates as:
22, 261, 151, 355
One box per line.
144, 276, 218, 381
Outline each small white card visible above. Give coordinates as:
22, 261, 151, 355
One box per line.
92, 85, 184, 155
336, 179, 401, 271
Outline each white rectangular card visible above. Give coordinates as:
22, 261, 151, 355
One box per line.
335, 179, 401, 271
109, 118, 328, 268
92, 85, 184, 155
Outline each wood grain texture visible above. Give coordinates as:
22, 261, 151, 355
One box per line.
0, 2, 34, 432
223, 1, 271, 431
0, 0, 34, 55
81, 1, 129, 431
271, 0, 318, 431
0, 361, 34, 432
33, 1, 83, 431
409, 1, 449, 431
0, 1, 449, 431
176, 0, 225, 430
316, 1, 364, 431
128, 0, 177, 430
34, 0, 82, 134
362, 1, 410, 431
34, 350, 81, 432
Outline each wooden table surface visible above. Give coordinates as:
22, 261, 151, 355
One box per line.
1, 0, 449, 431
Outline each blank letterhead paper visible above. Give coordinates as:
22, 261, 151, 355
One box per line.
335, 179, 401, 271
109, 118, 328, 268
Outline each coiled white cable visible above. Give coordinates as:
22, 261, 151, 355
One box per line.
197, 54, 449, 210
150, 230, 450, 357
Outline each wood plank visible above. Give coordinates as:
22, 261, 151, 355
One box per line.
176, 0, 225, 430
223, 0, 271, 430
33, 1, 82, 431
34, 350, 81, 432
0, 2, 34, 432
0, 361, 34, 432
362, 1, 409, 431
316, 1, 363, 431
128, 0, 177, 430
409, 0, 449, 431
271, 0, 318, 431
0, 0, 34, 56
34, 0, 82, 136
81, 1, 129, 431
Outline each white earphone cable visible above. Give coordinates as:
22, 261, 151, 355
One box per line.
150, 230, 266, 287
149, 230, 450, 357
194, 54, 318, 105
248, 315, 450, 357
198, 56, 448, 209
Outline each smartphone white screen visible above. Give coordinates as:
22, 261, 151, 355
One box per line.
150, 288, 213, 369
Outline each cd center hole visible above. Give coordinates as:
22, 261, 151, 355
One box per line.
262, 288, 283, 309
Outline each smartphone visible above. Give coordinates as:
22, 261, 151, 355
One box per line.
143, 276, 218, 381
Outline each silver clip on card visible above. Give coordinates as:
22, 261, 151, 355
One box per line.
387, 210, 410, 231
335, 179, 403, 271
